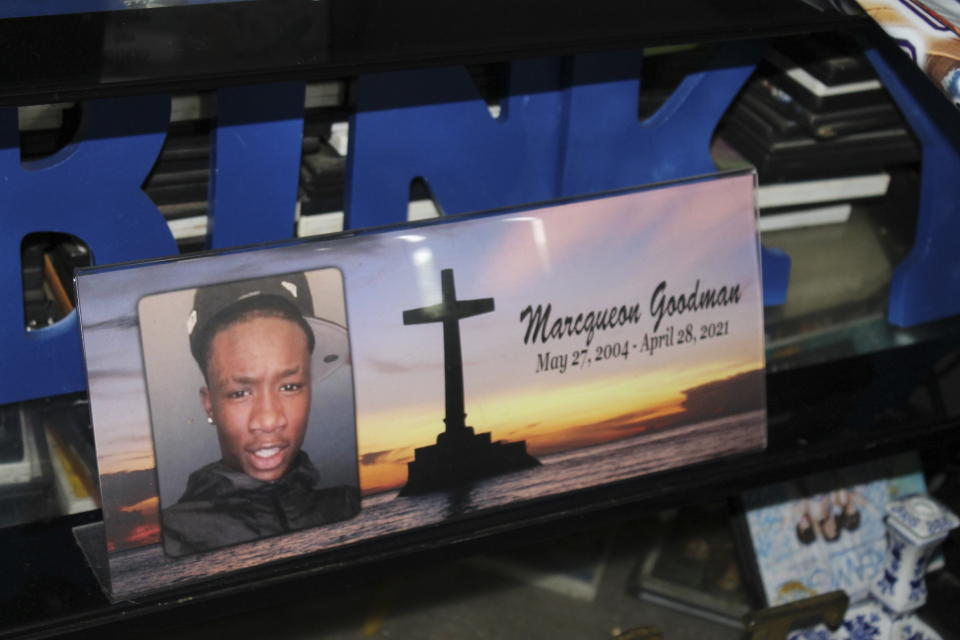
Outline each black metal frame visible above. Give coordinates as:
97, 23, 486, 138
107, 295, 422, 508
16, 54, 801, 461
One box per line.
6, 2, 959, 638
0, 0, 866, 105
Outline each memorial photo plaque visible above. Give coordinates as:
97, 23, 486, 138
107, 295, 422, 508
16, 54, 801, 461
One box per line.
77, 171, 767, 599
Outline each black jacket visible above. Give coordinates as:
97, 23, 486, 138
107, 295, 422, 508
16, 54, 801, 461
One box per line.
162, 452, 360, 556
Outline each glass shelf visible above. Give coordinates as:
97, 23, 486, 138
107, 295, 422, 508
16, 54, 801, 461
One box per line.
4, 328, 960, 638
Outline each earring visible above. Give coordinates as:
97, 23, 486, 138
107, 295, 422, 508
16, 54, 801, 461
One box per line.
207, 417, 215, 425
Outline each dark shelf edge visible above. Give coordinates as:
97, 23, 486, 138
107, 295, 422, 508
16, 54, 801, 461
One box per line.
0, 0, 869, 106
8, 354, 960, 639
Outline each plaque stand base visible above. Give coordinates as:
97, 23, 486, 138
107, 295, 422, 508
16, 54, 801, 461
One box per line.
72, 521, 111, 598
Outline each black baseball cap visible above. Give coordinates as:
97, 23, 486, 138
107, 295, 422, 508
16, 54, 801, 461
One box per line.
188, 272, 349, 381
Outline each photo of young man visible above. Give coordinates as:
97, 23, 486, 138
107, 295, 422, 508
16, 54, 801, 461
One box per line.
145, 272, 360, 556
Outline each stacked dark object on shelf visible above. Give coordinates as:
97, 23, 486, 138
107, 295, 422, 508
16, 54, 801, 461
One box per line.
717, 33, 926, 366
720, 33, 919, 182
718, 34, 922, 235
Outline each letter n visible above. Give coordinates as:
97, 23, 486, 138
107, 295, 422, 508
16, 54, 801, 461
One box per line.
0, 96, 177, 403
344, 60, 565, 229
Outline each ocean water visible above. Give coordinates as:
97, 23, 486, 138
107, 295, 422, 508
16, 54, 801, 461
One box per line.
110, 410, 765, 599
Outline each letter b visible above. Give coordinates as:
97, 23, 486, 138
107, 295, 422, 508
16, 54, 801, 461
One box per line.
0, 96, 177, 403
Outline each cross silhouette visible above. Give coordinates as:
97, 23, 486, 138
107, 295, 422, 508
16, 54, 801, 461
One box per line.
403, 268, 494, 434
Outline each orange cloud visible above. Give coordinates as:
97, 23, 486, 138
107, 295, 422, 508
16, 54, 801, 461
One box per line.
126, 523, 161, 547
359, 447, 414, 495
103, 489, 162, 551
522, 402, 685, 456
121, 495, 159, 514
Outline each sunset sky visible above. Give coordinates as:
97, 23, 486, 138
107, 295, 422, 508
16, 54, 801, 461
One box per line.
79, 173, 764, 548
341, 174, 764, 493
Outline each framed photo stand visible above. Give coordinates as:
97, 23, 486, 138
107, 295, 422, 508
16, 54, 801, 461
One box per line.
74, 171, 767, 600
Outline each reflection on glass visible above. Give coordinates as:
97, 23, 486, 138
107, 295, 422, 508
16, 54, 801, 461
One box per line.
506, 216, 551, 274
411, 246, 441, 306
445, 486, 473, 519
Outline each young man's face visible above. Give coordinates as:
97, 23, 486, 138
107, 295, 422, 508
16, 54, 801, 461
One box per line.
201, 315, 312, 482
